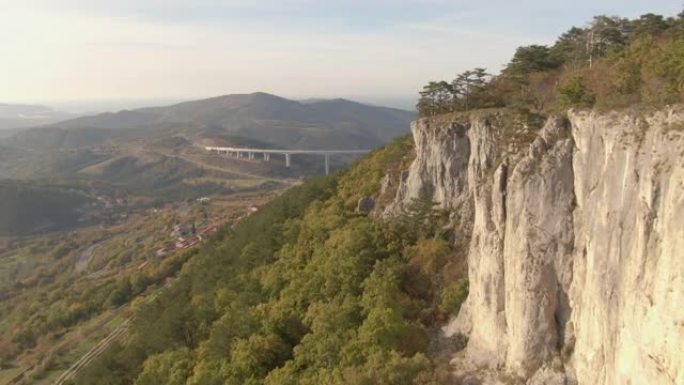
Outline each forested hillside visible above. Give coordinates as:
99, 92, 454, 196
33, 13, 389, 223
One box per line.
66, 10, 683, 385
72, 136, 468, 385
418, 12, 684, 115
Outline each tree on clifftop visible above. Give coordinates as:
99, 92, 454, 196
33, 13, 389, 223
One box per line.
452, 68, 488, 111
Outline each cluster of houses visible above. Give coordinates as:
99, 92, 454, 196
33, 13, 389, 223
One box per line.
74, 194, 130, 227
154, 221, 222, 258
95, 195, 127, 209
152, 205, 260, 260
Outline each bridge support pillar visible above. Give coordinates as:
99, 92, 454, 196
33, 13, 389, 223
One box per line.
248, 152, 254, 160
285, 153, 291, 167
264, 153, 270, 161
324, 154, 330, 175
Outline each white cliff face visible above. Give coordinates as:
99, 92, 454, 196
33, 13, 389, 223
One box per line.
569, 109, 684, 385
386, 117, 472, 214
389, 107, 684, 385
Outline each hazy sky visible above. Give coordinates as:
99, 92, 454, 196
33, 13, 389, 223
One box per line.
1, 0, 681, 109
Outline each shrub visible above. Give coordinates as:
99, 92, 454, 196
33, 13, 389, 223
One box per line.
439, 279, 469, 317
557, 76, 596, 108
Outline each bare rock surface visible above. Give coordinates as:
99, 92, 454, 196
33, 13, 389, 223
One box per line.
387, 107, 684, 385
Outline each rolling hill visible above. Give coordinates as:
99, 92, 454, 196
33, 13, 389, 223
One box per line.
5, 93, 414, 150
0, 93, 413, 210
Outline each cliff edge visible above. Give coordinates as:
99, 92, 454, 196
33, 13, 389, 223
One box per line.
384, 107, 684, 385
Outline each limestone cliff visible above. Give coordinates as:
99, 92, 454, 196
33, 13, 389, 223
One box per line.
385, 107, 684, 385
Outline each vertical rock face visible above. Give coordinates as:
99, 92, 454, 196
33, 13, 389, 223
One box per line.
502, 117, 576, 377
569, 109, 684, 385
388, 107, 684, 384
385, 117, 472, 214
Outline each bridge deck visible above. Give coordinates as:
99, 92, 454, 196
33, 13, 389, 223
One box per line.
205, 146, 370, 155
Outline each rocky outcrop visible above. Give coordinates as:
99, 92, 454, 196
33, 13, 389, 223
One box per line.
386, 107, 684, 384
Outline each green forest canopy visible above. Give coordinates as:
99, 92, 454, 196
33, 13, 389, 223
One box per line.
417, 11, 684, 115
72, 135, 466, 385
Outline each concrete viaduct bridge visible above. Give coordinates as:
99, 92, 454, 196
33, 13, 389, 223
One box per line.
205, 146, 371, 175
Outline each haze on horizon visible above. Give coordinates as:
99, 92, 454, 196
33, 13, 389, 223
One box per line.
1, 0, 680, 110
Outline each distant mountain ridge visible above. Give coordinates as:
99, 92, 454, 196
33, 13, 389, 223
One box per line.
0, 103, 75, 133
6, 93, 414, 150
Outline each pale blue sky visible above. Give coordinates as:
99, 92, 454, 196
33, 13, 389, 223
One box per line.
1, 0, 681, 109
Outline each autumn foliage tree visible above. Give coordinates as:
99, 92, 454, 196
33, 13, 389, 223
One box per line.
417, 10, 684, 116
